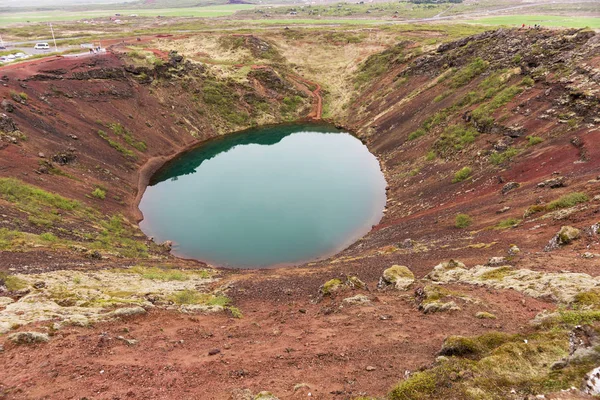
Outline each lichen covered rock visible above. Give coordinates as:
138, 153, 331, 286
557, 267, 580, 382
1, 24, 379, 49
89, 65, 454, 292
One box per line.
379, 265, 415, 290
8, 331, 49, 345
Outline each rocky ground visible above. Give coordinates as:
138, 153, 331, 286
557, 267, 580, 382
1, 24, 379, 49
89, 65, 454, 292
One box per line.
1, 26, 600, 399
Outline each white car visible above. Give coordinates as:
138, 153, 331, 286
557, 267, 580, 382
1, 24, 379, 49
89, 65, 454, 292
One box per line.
14, 53, 28, 59
34, 43, 50, 50
0, 56, 8, 63
6, 55, 16, 61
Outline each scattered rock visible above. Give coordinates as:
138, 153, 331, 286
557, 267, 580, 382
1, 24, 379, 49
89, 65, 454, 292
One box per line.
501, 182, 520, 195
342, 294, 371, 305
346, 276, 366, 290
111, 306, 146, 318
208, 348, 221, 356
51, 149, 77, 165
0, 296, 15, 307
33, 281, 46, 289
116, 336, 138, 346
497, 206, 511, 214
293, 383, 310, 392
378, 265, 415, 290
508, 245, 520, 256
0, 113, 18, 133
537, 177, 566, 188
365, 366, 377, 371
8, 331, 49, 344
254, 392, 279, 400
230, 389, 253, 400
487, 257, 507, 266
1, 99, 14, 112
421, 300, 460, 314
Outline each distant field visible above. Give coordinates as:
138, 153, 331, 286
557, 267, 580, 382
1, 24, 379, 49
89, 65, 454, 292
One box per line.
469, 15, 600, 29
0, 5, 255, 25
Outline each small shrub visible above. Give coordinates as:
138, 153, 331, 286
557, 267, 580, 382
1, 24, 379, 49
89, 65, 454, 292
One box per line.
527, 136, 544, 146
91, 188, 106, 200
521, 76, 535, 87
425, 151, 436, 161
455, 214, 472, 229
452, 167, 472, 183
408, 128, 427, 141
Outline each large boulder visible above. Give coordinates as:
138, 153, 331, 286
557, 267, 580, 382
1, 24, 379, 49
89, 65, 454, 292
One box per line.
558, 226, 581, 245
379, 265, 415, 290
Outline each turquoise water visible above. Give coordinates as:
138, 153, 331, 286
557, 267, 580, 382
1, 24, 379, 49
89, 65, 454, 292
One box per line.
139, 124, 386, 268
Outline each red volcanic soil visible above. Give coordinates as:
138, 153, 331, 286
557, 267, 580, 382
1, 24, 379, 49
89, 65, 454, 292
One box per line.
0, 280, 551, 400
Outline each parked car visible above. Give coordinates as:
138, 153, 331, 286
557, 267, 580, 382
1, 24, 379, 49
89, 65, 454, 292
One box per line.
6, 55, 16, 61
0, 56, 8, 63
34, 43, 50, 50
14, 52, 28, 59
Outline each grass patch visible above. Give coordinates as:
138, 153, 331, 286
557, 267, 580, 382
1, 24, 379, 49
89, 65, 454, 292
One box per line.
527, 136, 544, 146
547, 192, 589, 211
435, 125, 479, 155
109, 123, 147, 152
490, 147, 520, 165
452, 166, 472, 183
355, 42, 405, 88
495, 218, 520, 229
0, 178, 79, 211
0, 228, 24, 250
97, 130, 136, 159
202, 80, 249, 125
450, 58, 489, 88
455, 213, 472, 229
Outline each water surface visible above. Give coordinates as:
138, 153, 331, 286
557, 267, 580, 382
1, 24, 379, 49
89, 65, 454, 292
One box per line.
139, 124, 386, 268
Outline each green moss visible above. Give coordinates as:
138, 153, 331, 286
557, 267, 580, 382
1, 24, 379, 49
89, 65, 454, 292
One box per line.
322, 278, 343, 295
573, 290, 600, 308
479, 266, 513, 281
453, 167, 472, 183
557, 310, 600, 325
455, 213, 472, 229
170, 290, 230, 306
116, 265, 211, 281
0, 271, 29, 291
547, 192, 589, 211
